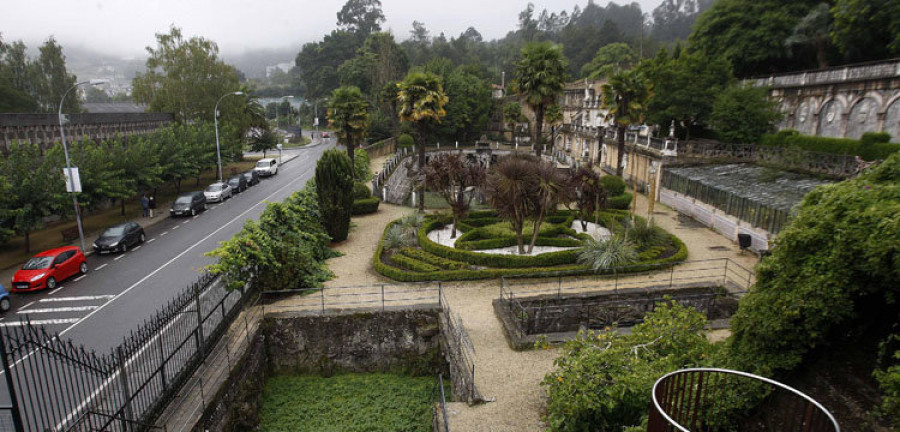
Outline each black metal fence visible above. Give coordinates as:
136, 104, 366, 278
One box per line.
0, 273, 249, 432
431, 374, 450, 432
438, 292, 479, 404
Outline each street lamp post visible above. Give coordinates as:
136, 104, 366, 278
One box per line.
214, 91, 244, 183
59, 79, 107, 253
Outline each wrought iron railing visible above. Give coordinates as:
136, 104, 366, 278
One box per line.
648, 368, 840, 432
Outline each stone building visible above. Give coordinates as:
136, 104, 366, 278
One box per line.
752, 59, 900, 142
552, 79, 614, 165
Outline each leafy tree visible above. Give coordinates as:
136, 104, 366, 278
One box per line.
831, 0, 900, 62
30, 37, 79, 113
296, 30, 363, 99
84, 86, 111, 103
441, 66, 493, 143
710, 84, 782, 143
651, 0, 715, 42
581, 43, 636, 79
315, 149, 355, 242
0, 39, 39, 112
642, 50, 733, 140
526, 160, 571, 253
328, 85, 369, 168
689, 0, 821, 77
601, 70, 651, 176
249, 129, 278, 157
545, 103, 563, 149
515, 42, 568, 157
785, 3, 834, 69
0, 142, 53, 252
397, 71, 448, 211
132, 27, 242, 124
44, 138, 130, 213
728, 153, 900, 380
336, 0, 385, 36
110, 136, 162, 215
424, 153, 485, 238
544, 300, 712, 431
503, 102, 524, 140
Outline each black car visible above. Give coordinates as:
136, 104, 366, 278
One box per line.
242, 170, 260, 186
227, 175, 248, 193
93, 221, 145, 254
170, 191, 207, 217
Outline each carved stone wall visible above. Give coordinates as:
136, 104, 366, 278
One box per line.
751, 60, 900, 142
0, 113, 174, 152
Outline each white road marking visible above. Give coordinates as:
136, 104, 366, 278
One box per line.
173, 225, 181, 230
48, 286, 65, 295
95, 264, 108, 270
182, 220, 190, 225
133, 246, 142, 251
74, 275, 87, 282
0, 318, 80, 327
147, 238, 156, 243
161, 231, 168, 236
114, 255, 125, 261
17, 301, 35, 312
18, 305, 98, 314
39, 295, 115, 302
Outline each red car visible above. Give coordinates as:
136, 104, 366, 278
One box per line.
321, 131, 329, 138
11, 246, 87, 292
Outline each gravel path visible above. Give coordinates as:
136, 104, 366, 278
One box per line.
279, 156, 759, 431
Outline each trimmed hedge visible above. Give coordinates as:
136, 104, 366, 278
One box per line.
353, 182, 372, 200
352, 197, 380, 215
761, 129, 899, 161
399, 248, 468, 270
601, 175, 627, 196
607, 193, 633, 210
390, 253, 440, 272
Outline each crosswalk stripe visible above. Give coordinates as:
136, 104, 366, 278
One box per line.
18, 306, 99, 314
0, 318, 81, 327
38, 295, 115, 303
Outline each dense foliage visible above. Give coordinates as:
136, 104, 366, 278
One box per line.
760, 129, 899, 161
710, 84, 783, 144
0, 36, 78, 113
543, 301, 713, 431
515, 42, 569, 156
315, 149, 355, 242
728, 153, 900, 381
206, 184, 336, 291
328, 85, 370, 167
260, 373, 433, 432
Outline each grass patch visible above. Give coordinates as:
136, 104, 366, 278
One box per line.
259, 373, 433, 432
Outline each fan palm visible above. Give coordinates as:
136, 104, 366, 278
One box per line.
397, 71, 448, 211
601, 70, 651, 176
515, 42, 568, 157
328, 86, 369, 169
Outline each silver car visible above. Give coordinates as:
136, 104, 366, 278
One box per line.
203, 182, 232, 203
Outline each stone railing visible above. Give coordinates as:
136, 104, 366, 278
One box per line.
751, 58, 900, 88
0, 112, 174, 152
677, 140, 860, 177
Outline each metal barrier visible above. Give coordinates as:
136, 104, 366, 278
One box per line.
648, 368, 840, 432
258, 282, 441, 314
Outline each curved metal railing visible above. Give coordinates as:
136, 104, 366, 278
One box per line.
648, 368, 839, 432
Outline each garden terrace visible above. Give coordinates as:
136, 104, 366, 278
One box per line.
374, 210, 689, 282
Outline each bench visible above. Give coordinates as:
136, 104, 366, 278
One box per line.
61, 226, 79, 242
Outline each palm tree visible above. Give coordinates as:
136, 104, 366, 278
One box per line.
397, 71, 448, 211
515, 42, 568, 158
601, 70, 650, 177
328, 86, 369, 170
424, 153, 485, 239
484, 155, 538, 255
503, 102, 523, 143
527, 160, 570, 253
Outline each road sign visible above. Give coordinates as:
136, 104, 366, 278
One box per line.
63, 167, 82, 193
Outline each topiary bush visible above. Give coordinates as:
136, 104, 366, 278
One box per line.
607, 193, 633, 210
761, 130, 899, 161
600, 175, 627, 196
398, 133, 415, 149
353, 182, 372, 200
315, 149, 355, 242
352, 197, 380, 215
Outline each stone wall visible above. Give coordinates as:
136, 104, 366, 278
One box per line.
0, 112, 173, 152
265, 307, 445, 376
199, 332, 268, 432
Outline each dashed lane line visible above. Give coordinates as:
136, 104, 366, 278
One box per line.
133, 246, 142, 251
95, 264, 108, 270
160, 231, 168, 236
147, 238, 156, 243
114, 255, 125, 261
17, 301, 35, 312
74, 275, 87, 282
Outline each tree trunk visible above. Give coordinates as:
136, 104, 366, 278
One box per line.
451, 213, 458, 239
533, 105, 545, 157
616, 125, 626, 176
347, 138, 356, 175
417, 126, 427, 212
528, 211, 546, 254
516, 223, 525, 254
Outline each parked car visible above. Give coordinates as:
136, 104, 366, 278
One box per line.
242, 170, 260, 187
321, 131, 329, 138
170, 191, 207, 217
254, 158, 279, 177
227, 175, 248, 193
0, 284, 10, 312
93, 221, 145, 254
204, 182, 232, 203
11, 246, 87, 292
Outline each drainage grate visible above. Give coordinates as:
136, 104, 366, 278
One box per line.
708, 246, 731, 251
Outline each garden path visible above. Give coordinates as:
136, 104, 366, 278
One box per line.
272, 155, 759, 431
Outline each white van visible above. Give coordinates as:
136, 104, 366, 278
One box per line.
254, 158, 278, 177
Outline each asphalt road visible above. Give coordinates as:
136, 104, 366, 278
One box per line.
1, 137, 332, 353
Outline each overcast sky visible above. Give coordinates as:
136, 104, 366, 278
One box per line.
2, 0, 663, 59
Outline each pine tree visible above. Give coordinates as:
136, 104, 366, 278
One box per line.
314, 149, 355, 242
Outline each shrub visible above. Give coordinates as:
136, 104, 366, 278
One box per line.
600, 175, 627, 196
627, 218, 668, 249
577, 235, 637, 271
607, 193, 632, 210
544, 301, 713, 431
315, 149, 355, 242
398, 133, 415, 148
353, 182, 372, 200
352, 197, 380, 215
760, 131, 899, 161
383, 224, 417, 251
391, 253, 440, 272
354, 148, 372, 180
861, 132, 891, 146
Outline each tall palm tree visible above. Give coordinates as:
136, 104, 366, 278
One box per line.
397, 71, 448, 211
328, 85, 369, 169
515, 42, 568, 158
601, 70, 651, 177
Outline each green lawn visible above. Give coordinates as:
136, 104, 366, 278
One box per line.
260, 373, 434, 432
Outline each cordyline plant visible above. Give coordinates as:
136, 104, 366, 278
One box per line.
567, 166, 606, 232
424, 153, 485, 238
